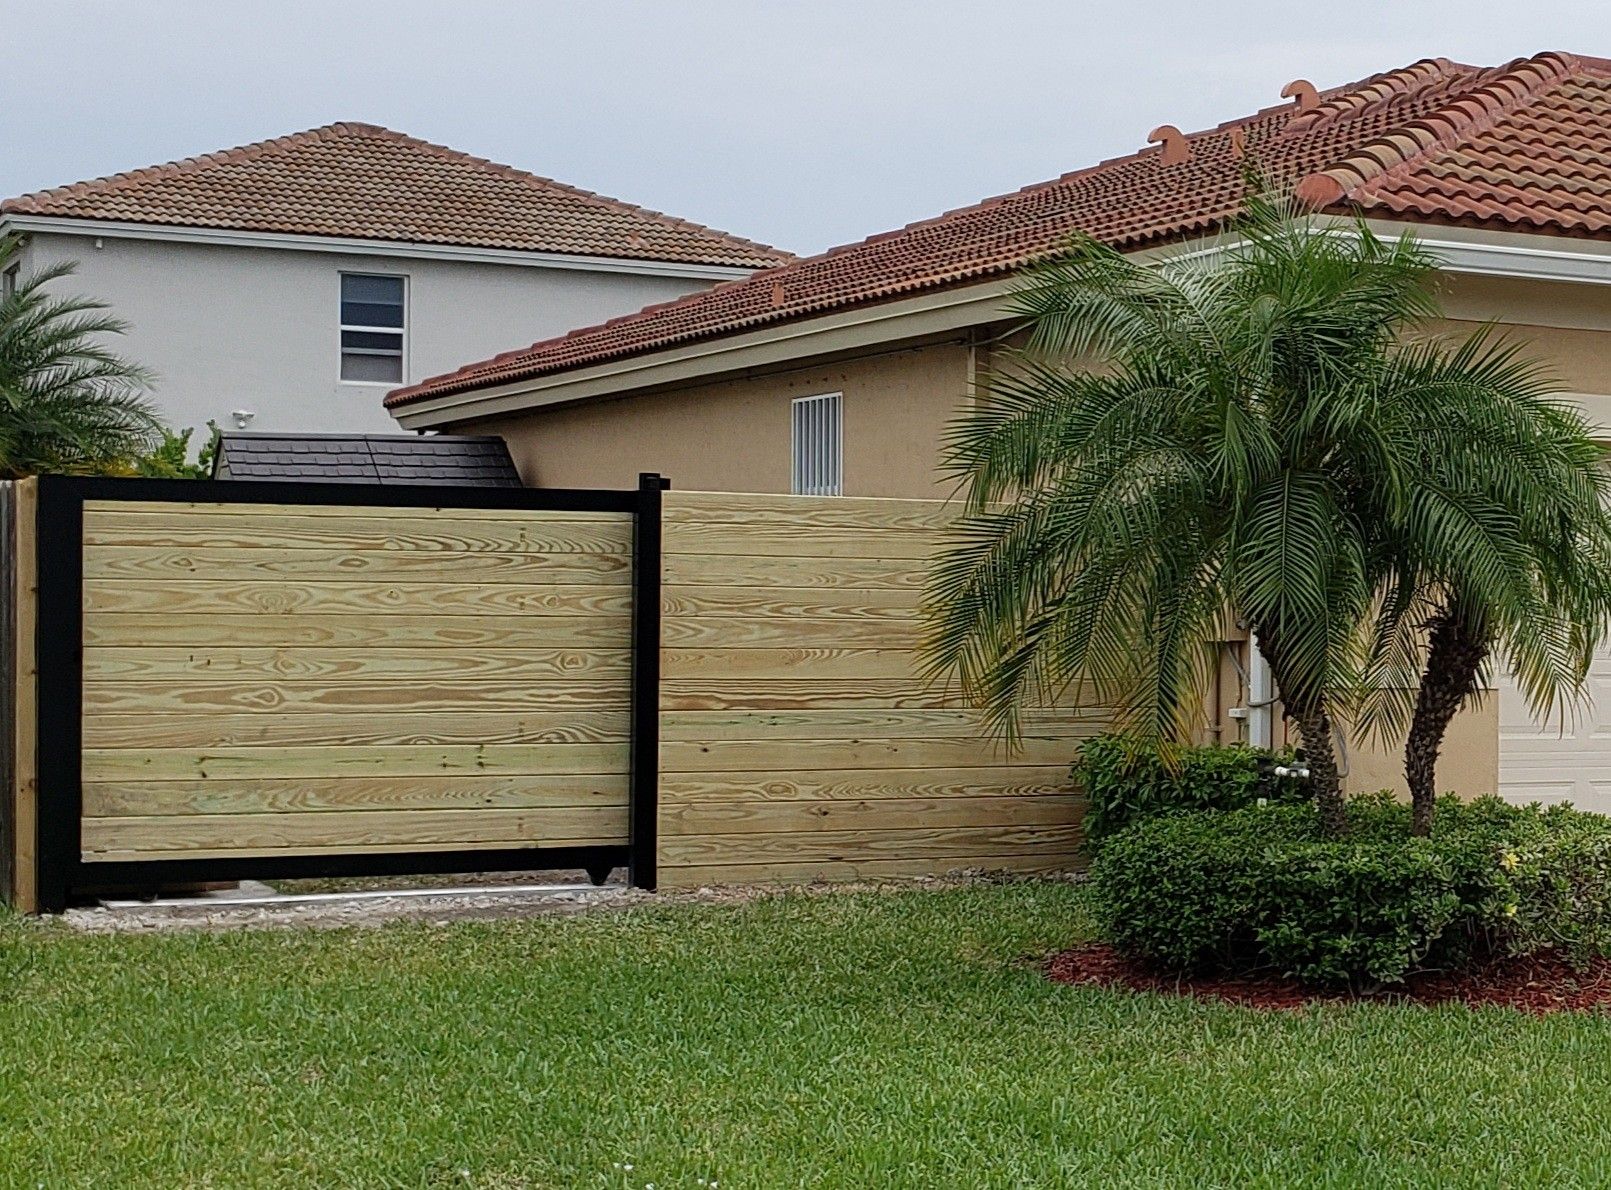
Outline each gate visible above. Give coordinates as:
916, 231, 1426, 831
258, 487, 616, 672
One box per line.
13, 473, 664, 912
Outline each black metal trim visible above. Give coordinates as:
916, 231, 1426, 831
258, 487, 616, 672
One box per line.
32, 474, 639, 513
74, 845, 629, 892
25, 472, 652, 912
34, 476, 84, 914
628, 472, 667, 891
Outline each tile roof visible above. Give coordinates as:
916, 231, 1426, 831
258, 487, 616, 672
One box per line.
388, 50, 1611, 410
212, 433, 522, 486
1, 123, 789, 269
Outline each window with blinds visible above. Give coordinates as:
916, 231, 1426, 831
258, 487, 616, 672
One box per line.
791, 393, 843, 496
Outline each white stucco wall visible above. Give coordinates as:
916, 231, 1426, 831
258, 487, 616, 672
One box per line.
19, 230, 716, 437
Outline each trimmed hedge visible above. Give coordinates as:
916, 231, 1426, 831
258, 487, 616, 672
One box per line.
1073, 733, 1307, 847
1090, 793, 1611, 988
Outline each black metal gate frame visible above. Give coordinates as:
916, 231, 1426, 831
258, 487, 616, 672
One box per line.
32, 472, 666, 913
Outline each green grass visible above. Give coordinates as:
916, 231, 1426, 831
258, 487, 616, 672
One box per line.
6, 884, 1611, 1187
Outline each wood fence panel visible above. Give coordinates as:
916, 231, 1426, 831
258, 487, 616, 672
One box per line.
78, 499, 634, 865
2, 480, 38, 911
655, 490, 1098, 889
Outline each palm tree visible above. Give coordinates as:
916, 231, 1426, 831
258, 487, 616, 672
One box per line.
0, 233, 160, 477
926, 193, 1608, 839
1358, 338, 1611, 833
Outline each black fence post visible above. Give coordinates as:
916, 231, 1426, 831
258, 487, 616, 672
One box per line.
628, 472, 667, 891
33, 476, 83, 914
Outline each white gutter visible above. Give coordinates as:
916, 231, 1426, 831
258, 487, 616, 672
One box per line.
1247, 634, 1275, 749
0, 214, 765, 281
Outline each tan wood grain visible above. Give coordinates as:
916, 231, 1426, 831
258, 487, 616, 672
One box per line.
662, 707, 1091, 742
83, 645, 630, 683
661, 793, 1084, 836
656, 852, 1082, 889
84, 612, 629, 650
660, 766, 1078, 804
83, 508, 632, 554
83, 545, 630, 584
663, 553, 927, 589
661, 648, 928, 681
11, 479, 36, 912
84, 579, 634, 618
81, 805, 629, 859
661, 586, 921, 619
664, 491, 962, 531
664, 522, 943, 560
84, 679, 633, 714
87, 500, 628, 524
83, 774, 631, 818
82, 742, 632, 782
659, 823, 1084, 865
83, 709, 630, 749
662, 616, 921, 648
661, 735, 1083, 774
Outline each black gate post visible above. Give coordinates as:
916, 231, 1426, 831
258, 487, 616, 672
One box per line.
628, 472, 667, 890
33, 476, 83, 914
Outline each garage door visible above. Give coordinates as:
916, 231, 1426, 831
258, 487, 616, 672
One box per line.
1499, 655, 1611, 811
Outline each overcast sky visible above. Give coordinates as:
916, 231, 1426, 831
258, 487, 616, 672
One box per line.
1, 2, 1604, 256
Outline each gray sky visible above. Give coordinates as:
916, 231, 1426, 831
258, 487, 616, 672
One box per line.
2, 1, 1605, 256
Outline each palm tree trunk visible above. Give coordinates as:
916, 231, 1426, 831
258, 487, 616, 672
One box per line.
1291, 709, 1347, 837
1252, 625, 1347, 837
1405, 607, 1487, 836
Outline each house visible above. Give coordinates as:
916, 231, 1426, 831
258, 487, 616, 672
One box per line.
0, 123, 789, 438
386, 51, 1611, 809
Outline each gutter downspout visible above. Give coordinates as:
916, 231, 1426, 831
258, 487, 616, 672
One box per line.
1247, 633, 1274, 749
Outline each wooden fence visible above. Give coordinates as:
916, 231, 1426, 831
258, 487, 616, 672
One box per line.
3, 476, 1094, 911
656, 491, 1093, 888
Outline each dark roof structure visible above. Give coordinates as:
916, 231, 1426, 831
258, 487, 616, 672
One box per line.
388, 50, 1611, 409
211, 433, 523, 486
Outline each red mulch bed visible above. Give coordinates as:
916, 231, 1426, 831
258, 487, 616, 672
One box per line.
1046, 943, 1611, 1015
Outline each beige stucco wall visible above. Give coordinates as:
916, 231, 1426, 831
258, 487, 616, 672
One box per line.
462, 340, 973, 497
454, 269, 1611, 801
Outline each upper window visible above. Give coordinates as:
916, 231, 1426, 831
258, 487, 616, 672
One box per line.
339, 273, 405, 384
2, 264, 18, 301
791, 393, 842, 496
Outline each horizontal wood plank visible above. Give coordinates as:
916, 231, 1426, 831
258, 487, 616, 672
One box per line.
662, 616, 920, 648
83, 709, 630, 749
661, 794, 1084, 836
84, 612, 629, 650
662, 708, 1091, 741
84, 509, 631, 554
660, 766, 1078, 804
664, 522, 942, 560
84, 774, 629, 818
663, 554, 928, 590
81, 805, 628, 859
83, 545, 629, 584
84, 646, 630, 682
659, 823, 1084, 866
85, 680, 633, 714
84, 580, 634, 618
661, 586, 921, 619
87, 500, 627, 524
661, 735, 1083, 774
661, 648, 927, 681
82, 743, 632, 782
657, 852, 1082, 889
664, 492, 960, 531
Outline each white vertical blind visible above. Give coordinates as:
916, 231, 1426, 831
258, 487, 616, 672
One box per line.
791, 393, 842, 496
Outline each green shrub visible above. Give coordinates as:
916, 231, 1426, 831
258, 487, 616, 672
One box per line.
1090, 793, 1611, 988
1073, 733, 1307, 847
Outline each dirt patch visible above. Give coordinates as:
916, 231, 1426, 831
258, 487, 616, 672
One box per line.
1046, 943, 1611, 1015
64, 867, 1083, 934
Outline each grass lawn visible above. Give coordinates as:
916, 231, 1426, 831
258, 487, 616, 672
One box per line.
6, 883, 1611, 1187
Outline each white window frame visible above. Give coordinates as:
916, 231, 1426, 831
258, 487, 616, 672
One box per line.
339, 271, 408, 386
2, 263, 18, 300
791, 392, 843, 496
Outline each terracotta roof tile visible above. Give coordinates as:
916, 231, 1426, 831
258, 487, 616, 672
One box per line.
387, 51, 1611, 408
1, 123, 790, 269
